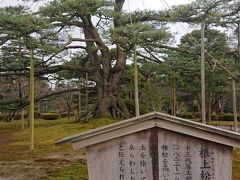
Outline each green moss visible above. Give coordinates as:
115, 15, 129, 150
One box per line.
0, 117, 117, 161
47, 160, 88, 180
2, 118, 240, 179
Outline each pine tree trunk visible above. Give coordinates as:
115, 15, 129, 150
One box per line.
21, 109, 25, 129
97, 77, 130, 118
81, 0, 128, 118
98, 94, 112, 117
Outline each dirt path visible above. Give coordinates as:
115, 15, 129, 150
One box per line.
0, 126, 86, 180
0, 151, 86, 180
0, 128, 13, 146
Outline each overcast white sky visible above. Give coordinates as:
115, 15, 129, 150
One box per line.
0, 0, 194, 44
124, 0, 193, 11
123, 0, 194, 43
0, 0, 193, 9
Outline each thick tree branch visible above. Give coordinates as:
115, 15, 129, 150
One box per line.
0, 65, 94, 77
0, 87, 95, 111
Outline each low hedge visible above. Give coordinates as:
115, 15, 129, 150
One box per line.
177, 112, 194, 119
60, 112, 74, 118
211, 114, 240, 121
211, 114, 218, 121
0, 112, 56, 120
193, 112, 201, 118
223, 114, 235, 121
177, 112, 240, 121
60, 112, 69, 118
41, 113, 60, 120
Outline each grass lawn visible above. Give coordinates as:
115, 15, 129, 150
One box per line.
0, 118, 239, 179
0, 118, 117, 179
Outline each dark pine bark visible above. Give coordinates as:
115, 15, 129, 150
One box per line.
96, 48, 129, 118
80, 0, 130, 118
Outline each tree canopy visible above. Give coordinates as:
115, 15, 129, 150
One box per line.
0, 0, 240, 119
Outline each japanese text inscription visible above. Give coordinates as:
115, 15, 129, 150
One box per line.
87, 128, 232, 180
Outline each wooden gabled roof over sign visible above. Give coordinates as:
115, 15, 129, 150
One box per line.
56, 112, 240, 149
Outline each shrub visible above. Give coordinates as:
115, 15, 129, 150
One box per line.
177, 112, 194, 119
217, 114, 224, 121
211, 113, 240, 121
211, 114, 218, 121
41, 113, 60, 120
223, 114, 234, 121
34, 112, 41, 118
13, 114, 21, 120
193, 112, 201, 118
213, 113, 239, 121
124, 98, 135, 114
25, 112, 41, 119
60, 112, 69, 118
60, 112, 74, 118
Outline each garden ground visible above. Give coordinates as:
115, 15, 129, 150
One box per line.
0, 118, 239, 180
0, 118, 117, 180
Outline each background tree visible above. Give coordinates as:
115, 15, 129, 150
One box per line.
165, 28, 235, 117
1, 0, 240, 120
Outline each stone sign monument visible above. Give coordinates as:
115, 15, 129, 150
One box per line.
57, 112, 240, 180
